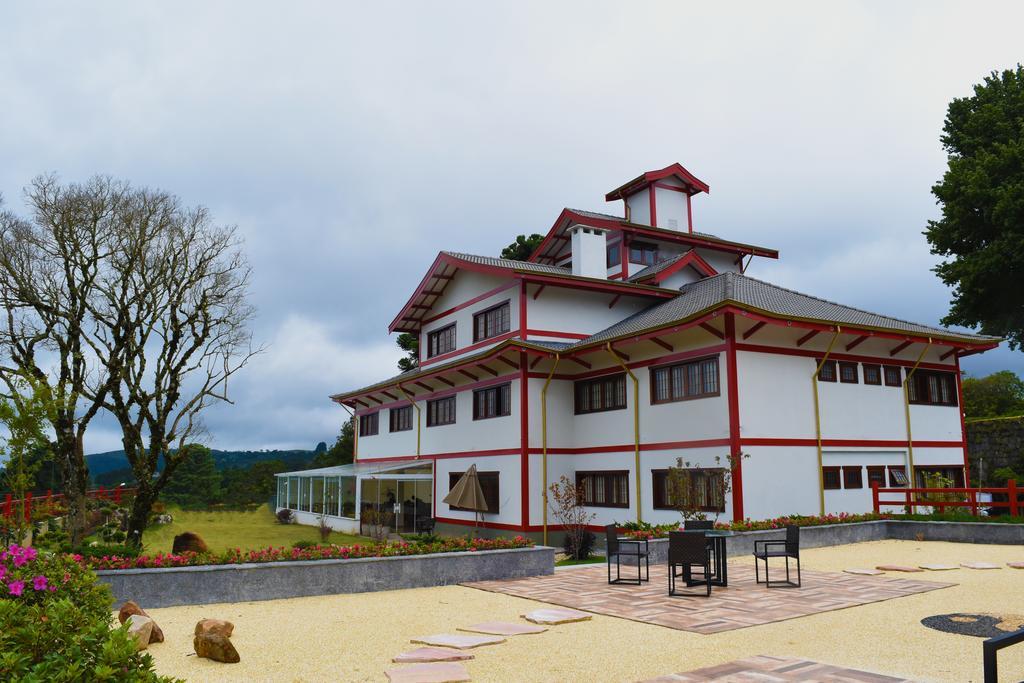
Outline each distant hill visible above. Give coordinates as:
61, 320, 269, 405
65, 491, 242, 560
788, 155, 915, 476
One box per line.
85, 448, 315, 476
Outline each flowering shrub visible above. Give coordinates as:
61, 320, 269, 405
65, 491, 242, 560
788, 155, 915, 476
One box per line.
621, 512, 892, 539
0, 545, 173, 681
82, 535, 534, 570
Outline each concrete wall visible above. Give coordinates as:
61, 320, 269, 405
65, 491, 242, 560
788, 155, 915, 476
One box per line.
96, 545, 555, 609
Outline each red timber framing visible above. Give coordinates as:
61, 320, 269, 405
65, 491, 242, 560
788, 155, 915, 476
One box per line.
390, 250, 675, 334
519, 351, 529, 529
630, 249, 718, 286
526, 208, 779, 267
955, 354, 971, 484
724, 313, 744, 521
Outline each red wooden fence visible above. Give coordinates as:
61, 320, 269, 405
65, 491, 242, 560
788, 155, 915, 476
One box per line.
1, 486, 137, 521
872, 480, 1020, 516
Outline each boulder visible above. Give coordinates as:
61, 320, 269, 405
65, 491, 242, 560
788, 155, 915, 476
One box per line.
194, 633, 240, 663
118, 601, 164, 643
125, 615, 154, 651
195, 618, 235, 638
172, 531, 209, 554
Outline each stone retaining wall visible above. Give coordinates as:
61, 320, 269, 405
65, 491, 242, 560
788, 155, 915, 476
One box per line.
967, 416, 1024, 485
97, 545, 554, 609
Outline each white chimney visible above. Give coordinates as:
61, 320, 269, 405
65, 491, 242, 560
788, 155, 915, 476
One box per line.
570, 225, 608, 279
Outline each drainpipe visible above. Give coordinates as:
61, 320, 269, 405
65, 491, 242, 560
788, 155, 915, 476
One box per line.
541, 353, 561, 546
812, 326, 842, 516
606, 342, 641, 524
902, 339, 933, 490
395, 384, 421, 458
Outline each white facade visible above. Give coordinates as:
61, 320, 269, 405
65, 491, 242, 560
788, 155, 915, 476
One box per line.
299, 163, 993, 537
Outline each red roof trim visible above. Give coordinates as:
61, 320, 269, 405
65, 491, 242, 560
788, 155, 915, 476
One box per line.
604, 163, 710, 201
633, 250, 719, 285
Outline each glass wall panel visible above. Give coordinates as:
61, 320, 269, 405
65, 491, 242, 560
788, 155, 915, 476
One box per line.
311, 477, 325, 514
325, 477, 340, 517
299, 477, 311, 512
276, 477, 287, 508
289, 476, 301, 509
341, 476, 356, 518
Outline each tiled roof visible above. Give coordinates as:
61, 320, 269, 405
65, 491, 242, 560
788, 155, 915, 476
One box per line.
572, 272, 998, 347
565, 209, 722, 241
627, 250, 694, 282
441, 252, 569, 275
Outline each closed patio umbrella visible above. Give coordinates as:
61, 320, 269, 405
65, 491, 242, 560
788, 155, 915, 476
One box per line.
443, 464, 488, 535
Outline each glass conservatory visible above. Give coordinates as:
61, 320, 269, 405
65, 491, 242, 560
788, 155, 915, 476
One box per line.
274, 461, 433, 534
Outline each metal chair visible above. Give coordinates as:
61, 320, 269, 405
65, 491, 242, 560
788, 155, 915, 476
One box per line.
668, 531, 712, 597
605, 524, 649, 585
684, 520, 716, 576
753, 524, 801, 588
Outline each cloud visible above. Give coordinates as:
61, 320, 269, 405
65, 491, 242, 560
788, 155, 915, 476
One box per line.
1, 1, 1022, 450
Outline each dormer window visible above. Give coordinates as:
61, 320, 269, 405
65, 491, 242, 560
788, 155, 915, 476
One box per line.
628, 242, 657, 266
473, 301, 510, 342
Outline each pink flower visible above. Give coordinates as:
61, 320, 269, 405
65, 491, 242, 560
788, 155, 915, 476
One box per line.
0, 566, 6, 581
32, 575, 48, 591
8, 580, 25, 596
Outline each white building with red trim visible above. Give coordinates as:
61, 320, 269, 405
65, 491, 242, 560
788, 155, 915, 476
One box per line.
275, 163, 998, 539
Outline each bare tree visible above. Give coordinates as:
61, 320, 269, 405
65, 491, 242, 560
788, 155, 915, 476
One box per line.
0, 177, 125, 544
0, 176, 258, 547
88, 186, 258, 546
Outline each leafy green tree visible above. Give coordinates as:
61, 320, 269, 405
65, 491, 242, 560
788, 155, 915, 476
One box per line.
926, 65, 1024, 348
963, 370, 1024, 419
159, 444, 221, 510
219, 459, 289, 507
0, 375, 52, 538
500, 233, 544, 261
312, 419, 355, 468
396, 332, 419, 372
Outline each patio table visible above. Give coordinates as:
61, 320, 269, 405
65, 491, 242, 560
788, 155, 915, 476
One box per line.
686, 529, 735, 587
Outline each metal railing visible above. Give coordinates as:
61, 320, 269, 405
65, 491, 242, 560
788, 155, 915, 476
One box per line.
984, 626, 1024, 683
872, 480, 1020, 516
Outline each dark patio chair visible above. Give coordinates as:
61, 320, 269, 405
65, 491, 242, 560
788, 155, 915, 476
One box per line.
684, 520, 714, 530
417, 517, 436, 534
668, 531, 712, 597
605, 524, 649, 585
753, 524, 801, 588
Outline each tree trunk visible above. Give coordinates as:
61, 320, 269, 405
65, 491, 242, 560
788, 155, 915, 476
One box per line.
56, 429, 90, 547
126, 484, 156, 548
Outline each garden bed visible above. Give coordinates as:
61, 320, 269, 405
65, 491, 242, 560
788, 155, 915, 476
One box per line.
94, 542, 553, 608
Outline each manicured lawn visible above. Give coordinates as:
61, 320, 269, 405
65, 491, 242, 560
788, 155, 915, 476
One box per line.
142, 504, 368, 553
555, 556, 605, 567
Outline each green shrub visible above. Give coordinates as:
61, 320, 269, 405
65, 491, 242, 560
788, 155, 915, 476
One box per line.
65, 544, 142, 561
0, 545, 176, 681
291, 539, 316, 550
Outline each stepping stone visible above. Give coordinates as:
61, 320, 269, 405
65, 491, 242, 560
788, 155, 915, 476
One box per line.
393, 647, 474, 663
876, 565, 924, 573
411, 633, 505, 649
385, 662, 471, 683
1008, 562, 1024, 569
919, 564, 958, 571
961, 562, 1001, 570
458, 621, 547, 636
844, 568, 884, 576
522, 608, 592, 625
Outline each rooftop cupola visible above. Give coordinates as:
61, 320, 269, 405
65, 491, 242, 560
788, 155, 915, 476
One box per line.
605, 162, 709, 233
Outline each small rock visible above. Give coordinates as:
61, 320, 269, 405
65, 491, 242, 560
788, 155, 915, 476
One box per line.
172, 531, 209, 554
118, 601, 164, 643
195, 618, 235, 638
194, 632, 240, 663
125, 614, 154, 651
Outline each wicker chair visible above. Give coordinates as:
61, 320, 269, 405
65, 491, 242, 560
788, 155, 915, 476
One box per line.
605, 524, 649, 585
753, 524, 801, 588
668, 531, 713, 597
684, 520, 716, 575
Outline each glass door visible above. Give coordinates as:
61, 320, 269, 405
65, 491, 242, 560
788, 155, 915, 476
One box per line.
397, 479, 433, 533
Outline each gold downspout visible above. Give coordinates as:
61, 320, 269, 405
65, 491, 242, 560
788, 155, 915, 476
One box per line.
812, 326, 842, 515
541, 353, 561, 547
396, 384, 421, 458
606, 342, 641, 524
903, 339, 933, 491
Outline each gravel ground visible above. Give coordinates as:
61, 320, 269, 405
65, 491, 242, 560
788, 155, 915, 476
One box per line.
140, 540, 1024, 682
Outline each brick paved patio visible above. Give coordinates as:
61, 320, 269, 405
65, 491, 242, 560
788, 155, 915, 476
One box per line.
642, 655, 916, 681
464, 564, 952, 634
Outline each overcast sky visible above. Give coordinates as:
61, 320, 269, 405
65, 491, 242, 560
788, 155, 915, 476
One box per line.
1, 2, 1022, 453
